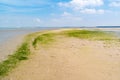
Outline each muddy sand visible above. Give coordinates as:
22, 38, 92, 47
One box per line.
2, 33, 120, 80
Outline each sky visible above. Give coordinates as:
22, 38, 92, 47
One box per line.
0, 0, 120, 27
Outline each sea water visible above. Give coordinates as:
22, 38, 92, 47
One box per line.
0, 27, 59, 45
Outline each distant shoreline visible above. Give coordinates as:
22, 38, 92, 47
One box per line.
0, 26, 120, 30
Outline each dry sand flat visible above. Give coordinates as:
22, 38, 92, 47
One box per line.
2, 36, 120, 80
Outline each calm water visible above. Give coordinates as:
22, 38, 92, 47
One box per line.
0, 27, 60, 45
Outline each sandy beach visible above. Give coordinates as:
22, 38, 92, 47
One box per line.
1, 29, 120, 80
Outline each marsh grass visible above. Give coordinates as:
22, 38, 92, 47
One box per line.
0, 32, 56, 77
0, 42, 30, 76
63, 30, 118, 41
32, 33, 55, 48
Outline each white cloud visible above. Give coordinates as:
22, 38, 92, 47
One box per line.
59, 0, 104, 10
58, 0, 104, 15
109, 1, 120, 7
80, 8, 104, 14
50, 16, 82, 26
0, 15, 44, 27
97, 9, 105, 14
56, 13, 82, 22
35, 18, 42, 23
61, 12, 72, 16
43, 12, 82, 27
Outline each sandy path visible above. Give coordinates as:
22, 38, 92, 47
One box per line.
2, 37, 120, 80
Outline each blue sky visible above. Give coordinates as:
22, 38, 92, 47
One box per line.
0, 0, 120, 27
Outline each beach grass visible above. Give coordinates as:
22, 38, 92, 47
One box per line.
63, 30, 118, 41
0, 32, 56, 77
32, 33, 55, 48
0, 42, 30, 76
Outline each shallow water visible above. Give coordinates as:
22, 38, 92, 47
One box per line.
0, 30, 25, 44
0, 27, 60, 61
0, 27, 59, 45
0, 29, 33, 44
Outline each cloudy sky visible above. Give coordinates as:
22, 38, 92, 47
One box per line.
0, 0, 120, 27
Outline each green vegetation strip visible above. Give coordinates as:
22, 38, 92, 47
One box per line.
0, 42, 30, 76
63, 30, 118, 41
32, 33, 55, 48
0, 29, 119, 77
0, 32, 55, 77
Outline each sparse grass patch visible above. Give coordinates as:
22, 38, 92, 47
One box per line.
0, 42, 30, 76
63, 30, 118, 41
32, 33, 55, 48
0, 31, 56, 77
